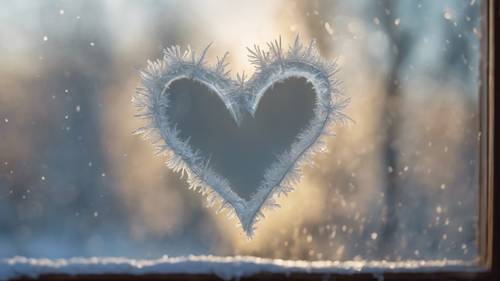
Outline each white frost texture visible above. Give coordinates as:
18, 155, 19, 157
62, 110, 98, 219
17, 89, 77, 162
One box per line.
133, 36, 349, 236
0, 256, 479, 281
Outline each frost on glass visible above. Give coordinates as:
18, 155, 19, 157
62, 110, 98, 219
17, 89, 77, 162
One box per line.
0, 0, 486, 279
133, 38, 348, 236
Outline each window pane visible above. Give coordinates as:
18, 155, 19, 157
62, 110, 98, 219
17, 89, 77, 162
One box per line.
0, 0, 487, 271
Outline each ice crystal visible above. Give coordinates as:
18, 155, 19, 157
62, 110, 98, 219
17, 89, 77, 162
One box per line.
134, 36, 349, 236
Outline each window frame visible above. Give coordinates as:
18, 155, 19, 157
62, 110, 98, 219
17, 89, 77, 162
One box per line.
5, 1, 499, 280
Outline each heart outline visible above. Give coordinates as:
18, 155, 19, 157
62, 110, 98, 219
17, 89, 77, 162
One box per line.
134, 36, 349, 236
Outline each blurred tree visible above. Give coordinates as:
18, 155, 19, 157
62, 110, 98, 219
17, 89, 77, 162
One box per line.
375, 0, 415, 258
27, 1, 123, 256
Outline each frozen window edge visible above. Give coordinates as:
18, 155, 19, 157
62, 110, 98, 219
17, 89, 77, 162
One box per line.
0, 256, 483, 281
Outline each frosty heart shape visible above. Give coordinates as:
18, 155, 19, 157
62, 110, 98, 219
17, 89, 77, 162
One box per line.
134, 37, 348, 236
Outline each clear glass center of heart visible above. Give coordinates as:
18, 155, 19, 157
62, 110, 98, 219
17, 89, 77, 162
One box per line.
165, 77, 316, 200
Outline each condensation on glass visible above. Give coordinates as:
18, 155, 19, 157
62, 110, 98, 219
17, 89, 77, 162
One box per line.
0, 0, 492, 271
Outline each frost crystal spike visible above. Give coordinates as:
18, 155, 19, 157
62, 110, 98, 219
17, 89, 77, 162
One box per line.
133, 36, 349, 236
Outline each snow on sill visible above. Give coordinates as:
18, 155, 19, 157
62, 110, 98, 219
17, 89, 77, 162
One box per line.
0, 255, 481, 281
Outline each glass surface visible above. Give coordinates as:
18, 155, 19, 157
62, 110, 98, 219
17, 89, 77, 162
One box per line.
0, 0, 486, 263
